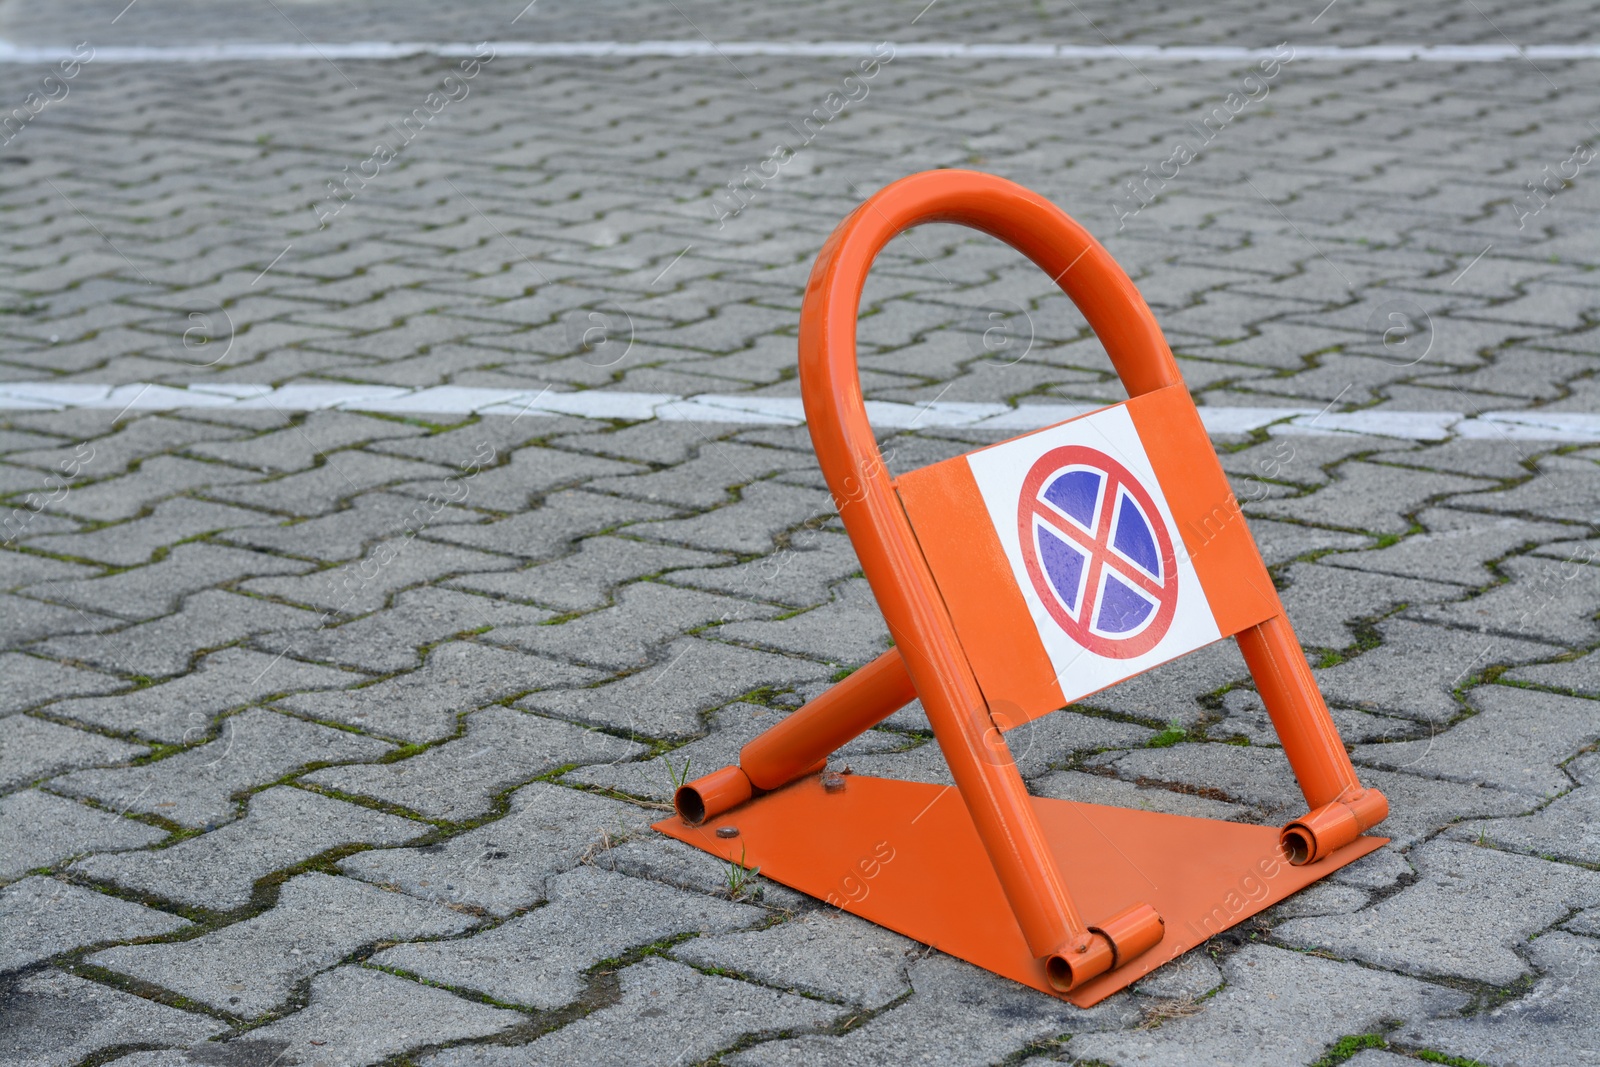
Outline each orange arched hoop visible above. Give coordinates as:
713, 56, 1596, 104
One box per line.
662, 171, 1387, 1003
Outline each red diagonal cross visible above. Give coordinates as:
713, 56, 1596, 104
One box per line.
1030, 468, 1164, 628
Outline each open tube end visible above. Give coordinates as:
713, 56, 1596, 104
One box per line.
1282, 788, 1388, 865
673, 765, 753, 825
673, 783, 708, 825
1044, 903, 1164, 992
1044, 934, 1114, 993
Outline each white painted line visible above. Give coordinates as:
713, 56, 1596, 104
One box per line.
4, 382, 1600, 442
1275, 410, 1462, 442
3, 39, 1600, 64
1466, 411, 1600, 443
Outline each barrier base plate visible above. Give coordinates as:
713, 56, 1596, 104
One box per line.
654, 773, 1385, 1006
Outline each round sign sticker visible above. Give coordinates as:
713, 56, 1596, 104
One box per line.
1017, 445, 1178, 659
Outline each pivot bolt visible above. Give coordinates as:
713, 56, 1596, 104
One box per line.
822, 772, 847, 793
715, 826, 740, 839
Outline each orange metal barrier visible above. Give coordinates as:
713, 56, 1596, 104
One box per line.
661, 170, 1387, 1003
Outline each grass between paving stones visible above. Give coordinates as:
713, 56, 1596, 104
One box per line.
1411, 1050, 1492, 1066
1308, 1033, 1388, 1065
1308, 1036, 1492, 1067
1146, 719, 1187, 748
68, 958, 238, 1024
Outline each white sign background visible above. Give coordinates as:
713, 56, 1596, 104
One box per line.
964, 404, 1222, 705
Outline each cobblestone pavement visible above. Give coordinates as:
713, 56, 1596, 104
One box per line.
3, 0, 1600, 1064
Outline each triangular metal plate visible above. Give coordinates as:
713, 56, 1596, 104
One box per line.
656, 774, 1385, 1006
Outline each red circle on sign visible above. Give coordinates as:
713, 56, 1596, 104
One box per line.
1017, 446, 1178, 659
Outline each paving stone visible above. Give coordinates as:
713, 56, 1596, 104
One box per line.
1244, 517, 1371, 567
1249, 462, 1489, 535
632, 480, 830, 555
190, 411, 427, 472
446, 535, 724, 612
305, 706, 640, 821
1451, 752, 1600, 866
423, 956, 840, 1067
1392, 930, 1600, 1067
38, 589, 323, 678
368, 416, 592, 468
735, 953, 1135, 1067
0, 790, 165, 882
243, 537, 518, 615
1373, 437, 1543, 480
672, 907, 915, 1009
425, 489, 678, 560
45, 646, 367, 742
0, 463, 55, 501
72, 786, 425, 912
1222, 434, 1401, 487
258, 585, 553, 673
91, 871, 476, 1017
1262, 880, 1371, 920
1, 876, 190, 973
1129, 950, 1223, 1000
491, 581, 779, 671
0, 506, 81, 546
1512, 649, 1600, 696
1316, 619, 1562, 723
23, 497, 273, 566
237, 965, 523, 1066
0, 591, 121, 648
0, 715, 147, 792
28, 542, 313, 620
1352, 686, 1600, 797
0, 550, 96, 592
1277, 563, 1459, 649
204, 451, 454, 517
1278, 840, 1600, 986
666, 529, 863, 608
221, 489, 483, 561
374, 865, 760, 1008
280, 641, 600, 743
1566, 906, 1600, 936
1409, 555, 1600, 648
0, 969, 226, 1067
396, 445, 640, 513
539, 632, 834, 734
1069, 944, 1467, 1067
589, 441, 812, 509
837, 739, 955, 785
341, 780, 655, 916
567, 701, 906, 803
1079, 640, 1250, 728
1323, 507, 1574, 586
588, 832, 807, 909
1213, 687, 1413, 745
0, 653, 125, 716
1532, 534, 1600, 566
554, 421, 738, 465
1098, 742, 1533, 848
997, 710, 1156, 776
1328, 846, 1415, 890
711, 577, 890, 665
43, 456, 262, 523
53, 708, 394, 828
9, 415, 246, 477
1464, 463, 1600, 523
1028, 769, 1251, 821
